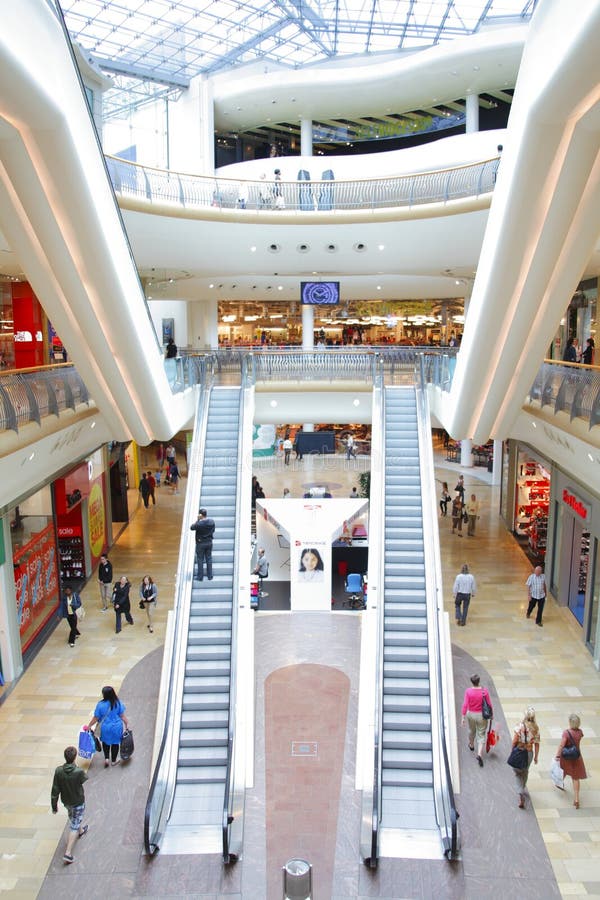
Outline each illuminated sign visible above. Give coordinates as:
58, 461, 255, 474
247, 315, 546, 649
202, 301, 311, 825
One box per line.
562, 488, 589, 521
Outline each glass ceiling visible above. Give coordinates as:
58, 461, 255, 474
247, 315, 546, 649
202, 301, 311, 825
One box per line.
58, 0, 537, 118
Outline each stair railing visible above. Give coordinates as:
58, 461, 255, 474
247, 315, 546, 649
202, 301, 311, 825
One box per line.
143, 383, 211, 854
416, 357, 459, 859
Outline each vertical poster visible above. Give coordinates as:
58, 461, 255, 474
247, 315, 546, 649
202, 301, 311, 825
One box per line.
14, 524, 60, 650
291, 537, 331, 610
162, 318, 175, 345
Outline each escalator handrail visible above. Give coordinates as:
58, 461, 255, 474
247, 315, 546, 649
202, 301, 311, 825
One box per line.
360, 356, 386, 866
222, 369, 251, 862
143, 381, 212, 854
415, 358, 459, 858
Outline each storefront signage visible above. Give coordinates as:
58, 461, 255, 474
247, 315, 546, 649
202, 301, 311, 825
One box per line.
58, 525, 82, 537
562, 488, 589, 521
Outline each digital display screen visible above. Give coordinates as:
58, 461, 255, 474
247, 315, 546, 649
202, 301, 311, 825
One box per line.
301, 282, 340, 305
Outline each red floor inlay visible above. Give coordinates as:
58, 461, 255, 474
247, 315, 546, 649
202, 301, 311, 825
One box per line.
265, 663, 350, 900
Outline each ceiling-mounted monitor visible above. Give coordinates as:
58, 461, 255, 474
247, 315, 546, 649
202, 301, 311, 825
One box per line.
300, 281, 340, 305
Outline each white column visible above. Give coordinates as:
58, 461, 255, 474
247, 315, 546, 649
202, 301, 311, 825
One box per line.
189, 298, 218, 350
168, 76, 215, 175
300, 119, 313, 157
492, 439, 503, 485
466, 93, 479, 134
0, 516, 24, 683
302, 304, 314, 351
302, 305, 315, 431
460, 438, 473, 468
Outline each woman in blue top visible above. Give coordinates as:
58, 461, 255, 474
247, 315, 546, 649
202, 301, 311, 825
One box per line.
88, 686, 129, 768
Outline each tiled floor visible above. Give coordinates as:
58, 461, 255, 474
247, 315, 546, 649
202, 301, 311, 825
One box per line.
0, 445, 598, 898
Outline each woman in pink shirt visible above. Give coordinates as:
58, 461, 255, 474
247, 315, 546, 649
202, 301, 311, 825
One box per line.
461, 673, 492, 767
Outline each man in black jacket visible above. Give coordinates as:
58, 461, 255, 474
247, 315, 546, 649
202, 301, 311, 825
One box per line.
51, 746, 89, 864
191, 508, 216, 581
98, 554, 113, 611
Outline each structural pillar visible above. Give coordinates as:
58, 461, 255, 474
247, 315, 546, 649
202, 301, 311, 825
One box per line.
465, 93, 479, 134
460, 438, 473, 468
492, 439, 503, 485
302, 304, 314, 351
300, 119, 313, 157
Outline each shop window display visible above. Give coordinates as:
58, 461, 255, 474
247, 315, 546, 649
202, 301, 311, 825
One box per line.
514, 456, 550, 564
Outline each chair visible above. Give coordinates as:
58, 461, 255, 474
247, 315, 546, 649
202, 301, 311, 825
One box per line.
344, 573, 365, 609
258, 562, 269, 598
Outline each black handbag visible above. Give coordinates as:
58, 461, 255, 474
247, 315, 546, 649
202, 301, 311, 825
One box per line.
90, 728, 101, 753
482, 695, 493, 720
507, 745, 528, 769
561, 730, 580, 760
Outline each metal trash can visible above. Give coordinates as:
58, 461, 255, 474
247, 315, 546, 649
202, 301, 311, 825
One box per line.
283, 858, 312, 899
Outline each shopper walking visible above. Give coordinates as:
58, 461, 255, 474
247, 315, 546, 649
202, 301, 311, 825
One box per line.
191, 508, 215, 581
139, 575, 158, 633
454, 474, 465, 502
112, 575, 133, 633
451, 494, 464, 536
525, 565, 547, 626
138, 472, 151, 508
582, 337, 595, 366
461, 673, 492, 766
98, 553, 113, 611
439, 481, 450, 517
169, 460, 180, 494
556, 713, 587, 808
88, 686, 130, 768
51, 746, 89, 864
283, 437, 293, 465
510, 707, 540, 809
146, 471, 157, 505
345, 433, 357, 459
59, 586, 82, 647
465, 493, 480, 536
453, 563, 477, 625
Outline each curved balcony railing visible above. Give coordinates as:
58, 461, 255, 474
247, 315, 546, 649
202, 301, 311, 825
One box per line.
527, 360, 600, 430
0, 364, 90, 433
106, 155, 500, 213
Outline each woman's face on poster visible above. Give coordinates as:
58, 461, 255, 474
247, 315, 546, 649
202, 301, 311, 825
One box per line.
301, 550, 319, 571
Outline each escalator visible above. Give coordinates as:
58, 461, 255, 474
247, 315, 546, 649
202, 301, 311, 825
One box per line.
145, 385, 245, 856
365, 384, 458, 862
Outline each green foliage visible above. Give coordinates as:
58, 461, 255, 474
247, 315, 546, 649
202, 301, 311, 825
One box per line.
358, 471, 370, 498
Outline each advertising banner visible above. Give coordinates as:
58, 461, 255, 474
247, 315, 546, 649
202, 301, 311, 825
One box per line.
14, 524, 60, 650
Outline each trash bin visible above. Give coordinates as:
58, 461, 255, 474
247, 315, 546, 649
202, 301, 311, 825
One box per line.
283, 858, 312, 899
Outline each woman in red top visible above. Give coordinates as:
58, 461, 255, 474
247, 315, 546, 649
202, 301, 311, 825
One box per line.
556, 713, 587, 809
461, 673, 492, 767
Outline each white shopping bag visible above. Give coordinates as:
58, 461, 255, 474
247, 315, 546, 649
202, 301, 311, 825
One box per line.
550, 757, 565, 790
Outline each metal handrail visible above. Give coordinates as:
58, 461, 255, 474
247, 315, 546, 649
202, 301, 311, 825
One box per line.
222, 366, 252, 864
106, 155, 499, 213
143, 381, 211, 855
361, 355, 385, 867
416, 356, 459, 859
0, 365, 89, 433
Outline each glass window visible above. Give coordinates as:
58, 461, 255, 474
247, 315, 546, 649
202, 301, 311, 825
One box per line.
586, 539, 599, 655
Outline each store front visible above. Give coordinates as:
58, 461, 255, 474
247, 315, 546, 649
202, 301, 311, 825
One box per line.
512, 445, 552, 566
54, 450, 111, 589
9, 487, 61, 655
550, 472, 596, 641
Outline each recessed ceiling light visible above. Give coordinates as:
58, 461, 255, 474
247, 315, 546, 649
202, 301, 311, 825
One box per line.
278, 285, 283, 291
354, 242, 367, 252
270, 400, 278, 408
353, 399, 360, 407
376, 285, 381, 291
209, 283, 214, 288
378, 244, 385, 251
250, 246, 257, 252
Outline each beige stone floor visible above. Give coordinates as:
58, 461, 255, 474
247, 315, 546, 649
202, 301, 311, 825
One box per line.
0, 447, 598, 898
